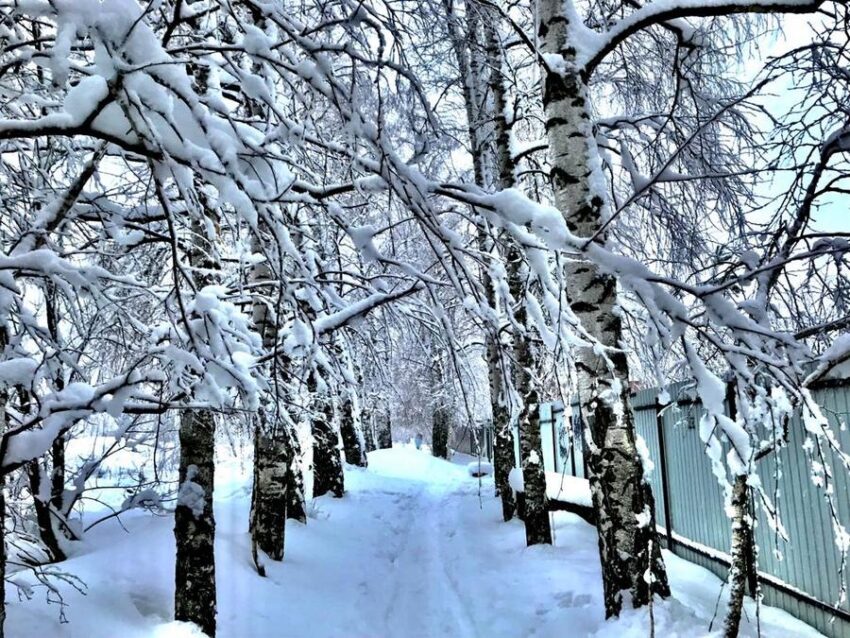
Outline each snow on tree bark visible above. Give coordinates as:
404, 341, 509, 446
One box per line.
447, 0, 517, 521
538, 0, 669, 613
26, 459, 66, 562
512, 280, 551, 546
248, 234, 302, 551
174, 170, 219, 633
44, 282, 67, 524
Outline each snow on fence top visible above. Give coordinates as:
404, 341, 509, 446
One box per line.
509, 468, 592, 508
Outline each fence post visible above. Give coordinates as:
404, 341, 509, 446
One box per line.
655, 400, 675, 554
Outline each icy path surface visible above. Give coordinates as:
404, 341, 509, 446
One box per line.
7, 447, 823, 637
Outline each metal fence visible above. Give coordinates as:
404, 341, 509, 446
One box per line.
532, 380, 850, 638
452, 422, 495, 459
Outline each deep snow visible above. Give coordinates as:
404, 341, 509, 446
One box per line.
7, 446, 823, 637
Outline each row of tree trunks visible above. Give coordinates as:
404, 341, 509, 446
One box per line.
538, 0, 669, 615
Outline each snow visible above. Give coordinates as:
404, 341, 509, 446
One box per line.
545, 472, 593, 508
511, 467, 593, 508
509, 466, 524, 492
6, 447, 823, 637
0, 356, 38, 386
176, 466, 206, 518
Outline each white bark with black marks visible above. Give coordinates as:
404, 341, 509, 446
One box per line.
249, 424, 290, 562
724, 472, 757, 636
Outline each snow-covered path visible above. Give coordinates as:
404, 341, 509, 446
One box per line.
7, 447, 824, 638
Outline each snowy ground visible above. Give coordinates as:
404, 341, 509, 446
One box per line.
7, 446, 823, 637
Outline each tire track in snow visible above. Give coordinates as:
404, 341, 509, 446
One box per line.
379, 481, 479, 638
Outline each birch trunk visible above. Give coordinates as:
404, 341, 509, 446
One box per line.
510, 260, 551, 546
249, 423, 289, 561
247, 236, 300, 556
45, 283, 66, 521
362, 409, 377, 453
724, 474, 756, 637
432, 405, 450, 460
311, 374, 345, 498
539, 0, 669, 614
174, 407, 217, 636
27, 460, 66, 562
25, 282, 70, 560
376, 410, 393, 449
174, 196, 219, 634
286, 447, 307, 523
339, 389, 367, 467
